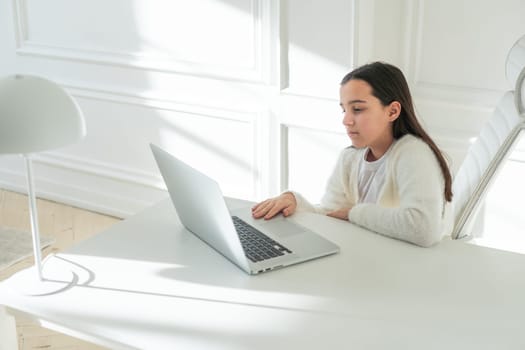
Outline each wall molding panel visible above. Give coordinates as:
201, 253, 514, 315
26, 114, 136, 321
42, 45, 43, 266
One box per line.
65, 84, 259, 124
67, 85, 262, 202
13, 0, 280, 84
405, 0, 507, 106
405, 0, 524, 99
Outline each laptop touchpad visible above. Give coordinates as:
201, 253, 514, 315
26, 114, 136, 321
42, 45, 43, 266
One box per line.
256, 218, 305, 237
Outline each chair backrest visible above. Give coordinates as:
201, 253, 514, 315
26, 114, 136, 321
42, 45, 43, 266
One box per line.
451, 93, 523, 239
451, 34, 525, 239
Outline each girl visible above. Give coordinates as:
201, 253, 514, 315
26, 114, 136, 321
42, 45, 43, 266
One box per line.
252, 62, 453, 247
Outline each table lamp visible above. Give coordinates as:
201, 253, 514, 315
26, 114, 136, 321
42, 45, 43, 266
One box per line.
0, 74, 86, 285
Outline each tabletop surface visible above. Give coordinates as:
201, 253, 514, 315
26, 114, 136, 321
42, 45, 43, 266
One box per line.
1, 198, 525, 349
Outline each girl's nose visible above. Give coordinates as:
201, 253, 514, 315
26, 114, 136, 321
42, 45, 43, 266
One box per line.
343, 112, 354, 126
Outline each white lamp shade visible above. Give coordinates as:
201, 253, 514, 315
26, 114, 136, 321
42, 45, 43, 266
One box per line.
0, 74, 86, 154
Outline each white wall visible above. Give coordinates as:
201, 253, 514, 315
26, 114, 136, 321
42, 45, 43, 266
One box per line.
0, 0, 524, 218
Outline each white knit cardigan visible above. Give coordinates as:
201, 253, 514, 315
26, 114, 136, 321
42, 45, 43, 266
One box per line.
293, 134, 452, 247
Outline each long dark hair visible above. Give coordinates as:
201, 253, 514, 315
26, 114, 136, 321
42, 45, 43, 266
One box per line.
341, 62, 452, 202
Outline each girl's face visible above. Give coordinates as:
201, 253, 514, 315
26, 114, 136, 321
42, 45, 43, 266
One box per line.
339, 79, 400, 159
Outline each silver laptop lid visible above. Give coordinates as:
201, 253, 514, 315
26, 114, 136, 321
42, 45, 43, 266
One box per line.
150, 143, 250, 272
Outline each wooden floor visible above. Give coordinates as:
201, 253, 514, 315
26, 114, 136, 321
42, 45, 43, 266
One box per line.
0, 189, 122, 350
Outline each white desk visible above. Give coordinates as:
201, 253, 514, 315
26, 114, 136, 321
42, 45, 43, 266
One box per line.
1, 198, 525, 349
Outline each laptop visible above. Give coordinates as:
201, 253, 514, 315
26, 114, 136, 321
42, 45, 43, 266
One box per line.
150, 144, 339, 275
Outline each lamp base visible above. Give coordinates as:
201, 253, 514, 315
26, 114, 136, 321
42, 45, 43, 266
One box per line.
8, 254, 90, 296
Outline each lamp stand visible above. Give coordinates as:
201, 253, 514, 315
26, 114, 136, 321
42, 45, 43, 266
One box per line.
24, 154, 44, 281
9, 155, 77, 296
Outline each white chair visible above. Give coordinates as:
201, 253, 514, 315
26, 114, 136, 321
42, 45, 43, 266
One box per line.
451, 34, 525, 239
0, 75, 86, 280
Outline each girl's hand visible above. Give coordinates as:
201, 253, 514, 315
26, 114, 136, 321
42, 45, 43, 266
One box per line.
326, 207, 352, 221
252, 192, 297, 220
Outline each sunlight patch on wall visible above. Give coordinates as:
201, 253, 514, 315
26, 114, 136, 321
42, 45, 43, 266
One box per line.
287, 44, 350, 99
157, 110, 257, 200
132, 0, 255, 68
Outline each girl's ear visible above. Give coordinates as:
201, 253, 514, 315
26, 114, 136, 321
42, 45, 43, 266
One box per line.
388, 101, 401, 121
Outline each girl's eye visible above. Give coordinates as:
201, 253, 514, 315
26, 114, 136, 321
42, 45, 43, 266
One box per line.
352, 107, 363, 113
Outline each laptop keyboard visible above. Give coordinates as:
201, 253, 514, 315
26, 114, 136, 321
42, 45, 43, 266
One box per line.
232, 216, 292, 263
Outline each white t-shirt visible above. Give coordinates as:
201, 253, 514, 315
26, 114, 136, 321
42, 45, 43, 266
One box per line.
357, 144, 394, 204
